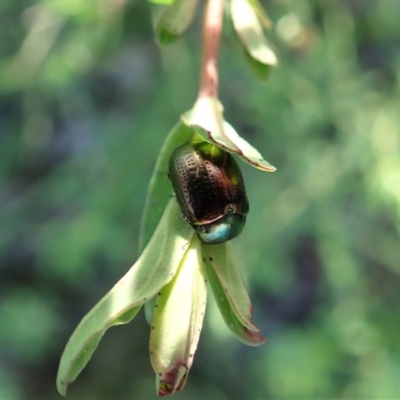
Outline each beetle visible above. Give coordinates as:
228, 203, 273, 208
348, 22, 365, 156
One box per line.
168, 141, 249, 244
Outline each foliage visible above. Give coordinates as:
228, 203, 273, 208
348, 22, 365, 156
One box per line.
1, 0, 400, 399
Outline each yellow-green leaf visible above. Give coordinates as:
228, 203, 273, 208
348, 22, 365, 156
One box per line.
231, 0, 277, 71
183, 96, 276, 172
155, 0, 199, 45
57, 200, 194, 396
204, 254, 265, 346
202, 243, 260, 332
139, 121, 193, 253
222, 120, 276, 171
243, 46, 273, 81
248, 0, 273, 30
150, 236, 207, 396
148, 0, 174, 4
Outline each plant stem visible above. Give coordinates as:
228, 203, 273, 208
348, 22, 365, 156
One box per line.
198, 0, 224, 98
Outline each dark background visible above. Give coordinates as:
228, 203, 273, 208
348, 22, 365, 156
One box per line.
1, 0, 400, 399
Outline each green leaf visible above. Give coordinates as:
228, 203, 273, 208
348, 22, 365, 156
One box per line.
155, 0, 199, 45
140, 121, 194, 326
243, 46, 273, 80
248, 0, 273, 30
204, 253, 265, 346
231, 0, 277, 76
222, 119, 276, 171
150, 237, 207, 396
202, 243, 261, 333
148, 0, 175, 4
157, 26, 178, 45
139, 121, 193, 253
183, 96, 276, 172
182, 96, 225, 147
144, 296, 157, 326
56, 200, 194, 396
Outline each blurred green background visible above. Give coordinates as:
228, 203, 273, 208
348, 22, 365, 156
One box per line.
1, 0, 400, 399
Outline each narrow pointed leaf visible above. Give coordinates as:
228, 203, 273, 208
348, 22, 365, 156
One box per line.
144, 296, 157, 326
156, 365, 188, 397
248, 0, 273, 30
183, 96, 276, 172
243, 47, 273, 81
148, 0, 174, 4
139, 121, 193, 253
140, 121, 193, 325
204, 257, 265, 346
182, 96, 226, 146
150, 237, 207, 396
231, 0, 277, 70
57, 200, 194, 396
156, 0, 199, 45
222, 120, 276, 171
202, 243, 259, 332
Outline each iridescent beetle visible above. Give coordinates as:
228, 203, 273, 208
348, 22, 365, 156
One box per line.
168, 141, 249, 244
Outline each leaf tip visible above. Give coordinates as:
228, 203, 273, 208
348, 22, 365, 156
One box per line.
56, 378, 68, 397
156, 26, 180, 46
156, 364, 188, 396
243, 328, 266, 346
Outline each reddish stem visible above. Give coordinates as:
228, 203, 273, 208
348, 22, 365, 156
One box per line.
198, 0, 224, 98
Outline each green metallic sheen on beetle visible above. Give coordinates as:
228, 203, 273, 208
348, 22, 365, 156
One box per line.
168, 141, 249, 244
